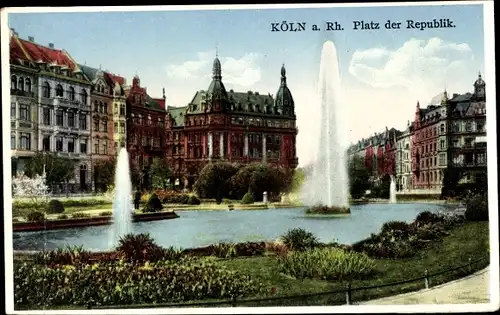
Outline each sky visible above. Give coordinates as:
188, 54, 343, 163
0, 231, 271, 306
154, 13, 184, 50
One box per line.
7, 3, 486, 167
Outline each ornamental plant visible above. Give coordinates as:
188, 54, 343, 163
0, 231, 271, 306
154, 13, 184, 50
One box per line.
12, 172, 51, 204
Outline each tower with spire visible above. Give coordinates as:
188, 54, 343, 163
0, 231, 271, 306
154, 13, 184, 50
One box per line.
473, 71, 486, 100
274, 64, 295, 117
206, 54, 229, 112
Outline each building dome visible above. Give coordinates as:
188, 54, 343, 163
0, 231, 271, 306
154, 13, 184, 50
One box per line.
474, 72, 485, 87
275, 64, 295, 109
207, 56, 228, 101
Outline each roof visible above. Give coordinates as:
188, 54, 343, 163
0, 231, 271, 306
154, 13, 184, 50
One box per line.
167, 106, 188, 127
186, 89, 275, 114
144, 94, 165, 111
79, 64, 126, 87
151, 98, 165, 109
10, 36, 30, 64
15, 37, 79, 71
450, 92, 473, 103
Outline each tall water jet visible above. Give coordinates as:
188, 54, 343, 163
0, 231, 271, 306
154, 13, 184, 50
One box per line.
389, 175, 397, 203
109, 148, 133, 247
302, 40, 350, 212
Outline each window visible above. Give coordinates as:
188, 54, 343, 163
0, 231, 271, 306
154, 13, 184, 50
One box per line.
477, 121, 485, 132
19, 104, 30, 121
99, 102, 104, 113
452, 139, 459, 148
10, 103, 16, 119
452, 122, 460, 132
440, 123, 445, 134
94, 101, 99, 112
465, 122, 472, 132
42, 136, 50, 151
25, 78, 31, 93
104, 103, 108, 114
56, 110, 64, 126
11, 76, 17, 90
142, 136, 146, 146
68, 112, 75, 127
439, 153, 446, 166
79, 114, 87, 129
153, 138, 160, 147
56, 137, 63, 152
81, 89, 88, 104
114, 104, 118, 114
94, 119, 100, 132
94, 140, 99, 154
157, 118, 164, 128
68, 138, 75, 153
434, 157, 437, 166
147, 115, 152, 126
80, 140, 87, 154
42, 82, 51, 98
11, 135, 16, 149
55, 84, 64, 97
120, 104, 125, 116
18, 77, 24, 91
20, 133, 31, 150
440, 139, 446, 150
43, 108, 51, 125
120, 122, 125, 134
103, 140, 108, 155
68, 86, 75, 101
114, 122, 118, 132
101, 120, 107, 132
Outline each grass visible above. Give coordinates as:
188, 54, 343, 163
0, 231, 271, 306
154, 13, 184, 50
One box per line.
77, 221, 490, 309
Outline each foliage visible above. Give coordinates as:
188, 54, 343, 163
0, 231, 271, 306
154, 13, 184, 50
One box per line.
93, 158, 116, 189
56, 214, 68, 220
305, 205, 350, 214
348, 155, 372, 199
150, 157, 172, 190
464, 194, 488, 221
47, 199, 65, 214
207, 243, 238, 258
371, 174, 391, 199
231, 163, 291, 201
12, 172, 51, 203
72, 212, 90, 218
32, 245, 92, 266
380, 221, 411, 235
234, 242, 267, 257
13, 198, 109, 210
415, 211, 444, 225
24, 152, 77, 186
281, 228, 319, 251
99, 211, 112, 217
26, 211, 45, 222
277, 247, 376, 281
289, 168, 305, 193
143, 193, 163, 213
14, 258, 265, 308
241, 192, 255, 204
187, 195, 201, 205
155, 190, 191, 204
194, 162, 239, 202
116, 233, 162, 264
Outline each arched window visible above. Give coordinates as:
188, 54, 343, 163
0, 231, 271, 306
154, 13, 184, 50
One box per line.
55, 84, 64, 97
25, 78, 32, 93
82, 89, 88, 104
104, 102, 108, 114
99, 101, 104, 113
94, 100, 99, 112
42, 82, 51, 98
18, 77, 24, 91
11, 76, 17, 90
68, 86, 75, 101
147, 115, 152, 125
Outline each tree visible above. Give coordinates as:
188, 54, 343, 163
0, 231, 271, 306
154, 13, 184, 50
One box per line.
193, 162, 239, 201
149, 157, 172, 190
348, 155, 372, 199
93, 158, 116, 192
24, 152, 77, 187
12, 172, 51, 203
289, 167, 305, 193
441, 168, 463, 198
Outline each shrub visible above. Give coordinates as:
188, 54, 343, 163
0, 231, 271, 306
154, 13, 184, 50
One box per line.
415, 211, 443, 225
305, 204, 350, 214
72, 212, 90, 218
116, 233, 161, 264
46, 199, 65, 214
32, 245, 92, 266
99, 211, 112, 217
281, 228, 319, 251
26, 211, 45, 222
56, 214, 68, 220
14, 258, 264, 308
187, 195, 201, 205
464, 194, 488, 221
207, 243, 238, 258
277, 247, 376, 281
143, 193, 163, 213
241, 192, 255, 205
234, 242, 266, 257
381, 220, 411, 236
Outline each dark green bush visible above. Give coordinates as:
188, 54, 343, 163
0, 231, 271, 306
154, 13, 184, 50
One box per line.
234, 242, 266, 257
464, 194, 488, 221
281, 228, 319, 251
26, 211, 45, 222
72, 212, 90, 218
241, 192, 255, 204
99, 211, 112, 217
32, 245, 92, 266
47, 199, 65, 214
56, 214, 68, 220
144, 193, 163, 213
381, 220, 411, 235
415, 211, 443, 225
207, 243, 238, 258
116, 233, 161, 264
187, 195, 201, 205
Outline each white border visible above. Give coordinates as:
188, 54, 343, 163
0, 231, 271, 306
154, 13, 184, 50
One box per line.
2, 1, 498, 314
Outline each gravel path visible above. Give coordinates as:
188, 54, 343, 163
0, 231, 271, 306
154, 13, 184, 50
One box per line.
359, 266, 491, 305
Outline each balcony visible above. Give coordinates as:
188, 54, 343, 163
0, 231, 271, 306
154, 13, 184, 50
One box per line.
56, 152, 86, 159
10, 89, 35, 98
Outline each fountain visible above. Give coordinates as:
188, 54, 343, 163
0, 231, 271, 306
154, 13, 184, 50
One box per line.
389, 175, 397, 203
109, 148, 133, 247
302, 40, 350, 214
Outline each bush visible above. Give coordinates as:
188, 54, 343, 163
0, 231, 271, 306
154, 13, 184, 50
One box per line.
206, 243, 238, 258
241, 192, 255, 204
14, 258, 264, 308
116, 233, 161, 264
32, 245, 92, 266
47, 199, 65, 214
415, 211, 443, 225
26, 211, 45, 222
234, 242, 267, 257
281, 228, 319, 251
277, 247, 376, 281
99, 211, 112, 217
464, 194, 488, 221
56, 214, 68, 220
381, 220, 412, 236
305, 204, 350, 214
143, 193, 163, 213
187, 195, 201, 205
72, 212, 90, 218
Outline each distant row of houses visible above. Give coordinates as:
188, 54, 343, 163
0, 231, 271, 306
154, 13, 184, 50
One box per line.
347, 73, 487, 194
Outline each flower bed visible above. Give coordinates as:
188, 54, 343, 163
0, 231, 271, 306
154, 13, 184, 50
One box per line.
305, 204, 351, 214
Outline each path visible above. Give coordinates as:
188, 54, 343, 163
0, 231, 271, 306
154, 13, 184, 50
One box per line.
359, 266, 491, 304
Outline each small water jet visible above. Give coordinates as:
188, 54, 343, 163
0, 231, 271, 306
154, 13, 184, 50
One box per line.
389, 175, 397, 203
302, 40, 350, 214
109, 148, 133, 247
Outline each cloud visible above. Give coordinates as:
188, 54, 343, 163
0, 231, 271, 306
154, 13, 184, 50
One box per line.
166, 51, 262, 87
348, 37, 475, 101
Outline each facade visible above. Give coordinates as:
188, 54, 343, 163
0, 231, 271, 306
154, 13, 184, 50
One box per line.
395, 122, 413, 191
165, 56, 299, 187
125, 76, 168, 188
10, 32, 93, 192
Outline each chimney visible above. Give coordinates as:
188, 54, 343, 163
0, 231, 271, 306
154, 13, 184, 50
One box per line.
28, 36, 35, 42
48, 43, 55, 49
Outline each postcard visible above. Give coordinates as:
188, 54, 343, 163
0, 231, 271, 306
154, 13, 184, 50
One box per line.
2, 1, 498, 314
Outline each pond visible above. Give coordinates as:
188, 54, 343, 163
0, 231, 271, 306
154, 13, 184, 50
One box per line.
12, 203, 452, 252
